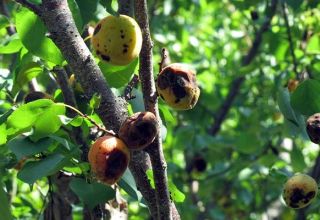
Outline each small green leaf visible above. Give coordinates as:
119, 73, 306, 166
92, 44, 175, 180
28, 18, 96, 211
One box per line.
146, 169, 155, 189
118, 169, 142, 201
234, 133, 261, 154
70, 178, 115, 209
291, 145, 306, 172
89, 94, 101, 110
67, 0, 83, 31
306, 34, 320, 54
75, 0, 98, 25
0, 124, 7, 145
0, 181, 12, 220
0, 15, 9, 30
100, 0, 117, 16
48, 135, 76, 151
285, 0, 303, 10
290, 79, 320, 116
168, 180, 185, 202
277, 87, 298, 124
15, 8, 64, 64
15, 62, 42, 87
7, 136, 53, 160
99, 58, 139, 88
17, 153, 66, 184
6, 100, 66, 140
0, 38, 23, 54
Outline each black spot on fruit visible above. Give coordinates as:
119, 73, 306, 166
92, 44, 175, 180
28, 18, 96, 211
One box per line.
123, 48, 128, 54
101, 54, 110, 61
121, 35, 125, 39
94, 24, 101, 35
105, 150, 128, 179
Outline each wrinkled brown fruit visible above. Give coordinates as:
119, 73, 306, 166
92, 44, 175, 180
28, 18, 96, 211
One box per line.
306, 113, 320, 144
119, 112, 158, 150
156, 63, 200, 110
88, 135, 130, 185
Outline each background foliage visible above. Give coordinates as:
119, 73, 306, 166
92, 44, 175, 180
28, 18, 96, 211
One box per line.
0, 0, 320, 219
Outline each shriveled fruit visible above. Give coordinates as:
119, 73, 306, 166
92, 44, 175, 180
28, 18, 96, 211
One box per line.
88, 135, 130, 185
119, 112, 158, 150
91, 14, 142, 66
24, 91, 52, 103
282, 173, 318, 209
156, 63, 200, 110
306, 113, 320, 144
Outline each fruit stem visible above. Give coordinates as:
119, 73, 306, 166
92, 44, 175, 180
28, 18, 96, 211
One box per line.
58, 103, 116, 136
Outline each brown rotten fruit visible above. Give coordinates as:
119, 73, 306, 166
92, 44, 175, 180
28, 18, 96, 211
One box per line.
306, 113, 320, 144
156, 63, 200, 110
119, 112, 158, 150
282, 173, 318, 209
88, 135, 130, 185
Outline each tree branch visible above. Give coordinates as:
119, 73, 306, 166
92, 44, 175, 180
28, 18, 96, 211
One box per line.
134, 0, 179, 219
281, 2, 299, 78
209, 0, 278, 136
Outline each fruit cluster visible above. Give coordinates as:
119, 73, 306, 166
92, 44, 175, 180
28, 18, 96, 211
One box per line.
89, 15, 200, 185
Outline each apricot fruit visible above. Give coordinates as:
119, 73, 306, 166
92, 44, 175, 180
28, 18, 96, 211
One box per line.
91, 14, 142, 66
306, 113, 320, 144
88, 135, 130, 185
119, 112, 158, 150
282, 173, 318, 209
156, 63, 200, 110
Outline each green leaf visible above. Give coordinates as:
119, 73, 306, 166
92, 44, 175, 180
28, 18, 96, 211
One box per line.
291, 145, 306, 172
67, 0, 83, 31
99, 58, 139, 88
69, 178, 115, 209
168, 179, 185, 202
146, 169, 155, 189
0, 38, 23, 54
0, 14, 9, 30
0, 181, 12, 220
7, 136, 53, 160
75, 0, 98, 25
15, 8, 64, 64
0, 108, 13, 125
234, 133, 261, 154
6, 100, 66, 140
290, 79, 320, 116
17, 153, 66, 184
89, 94, 101, 110
48, 135, 76, 151
285, 0, 303, 10
118, 169, 142, 201
15, 62, 42, 87
306, 34, 320, 54
277, 87, 298, 125
0, 124, 7, 145
100, 0, 117, 16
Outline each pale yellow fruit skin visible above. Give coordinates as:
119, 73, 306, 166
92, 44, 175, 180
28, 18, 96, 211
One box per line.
282, 173, 318, 209
91, 15, 142, 66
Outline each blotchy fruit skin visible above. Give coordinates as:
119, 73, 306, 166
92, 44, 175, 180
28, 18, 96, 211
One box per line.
282, 173, 318, 209
91, 15, 142, 66
306, 113, 320, 144
156, 63, 200, 110
88, 135, 130, 185
119, 112, 158, 150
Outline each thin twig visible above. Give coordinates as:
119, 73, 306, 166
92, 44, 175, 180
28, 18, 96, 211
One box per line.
14, 0, 41, 16
159, 48, 170, 72
281, 2, 299, 79
123, 74, 139, 101
209, 0, 278, 136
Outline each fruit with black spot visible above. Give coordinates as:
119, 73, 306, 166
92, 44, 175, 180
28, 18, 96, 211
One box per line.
24, 91, 52, 103
156, 63, 200, 110
282, 173, 318, 209
119, 112, 158, 150
306, 113, 320, 144
91, 14, 142, 66
88, 135, 130, 185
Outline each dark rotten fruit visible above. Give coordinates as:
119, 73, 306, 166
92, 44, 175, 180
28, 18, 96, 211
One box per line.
282, 173, 318, 209
306, 113, 320, 144
156, 63, 200, 110
88, 135, 130, 185
91, 14, 142, 66
119, 112, 158, 150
